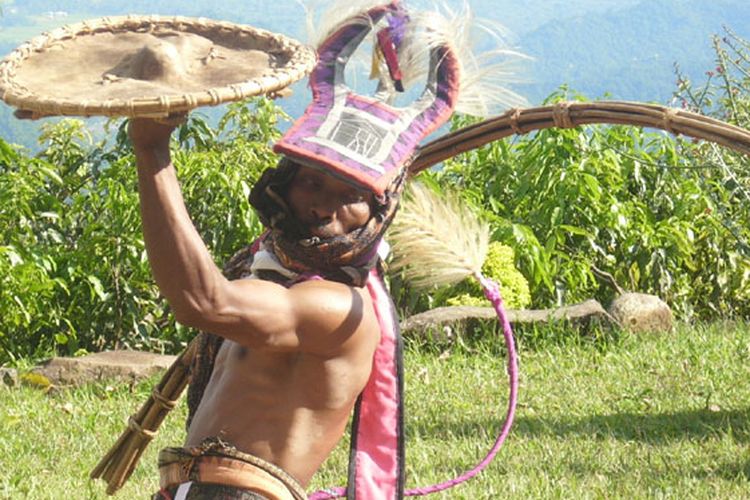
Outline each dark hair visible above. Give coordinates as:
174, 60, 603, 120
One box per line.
248, 156, 300, 232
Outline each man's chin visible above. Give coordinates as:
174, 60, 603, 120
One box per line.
308, 226, 343, 239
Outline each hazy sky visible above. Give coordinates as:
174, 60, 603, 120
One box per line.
1, 0, 748, 127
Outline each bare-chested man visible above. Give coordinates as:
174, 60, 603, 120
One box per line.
130, 117, 385, 499
129, 1, 475, 496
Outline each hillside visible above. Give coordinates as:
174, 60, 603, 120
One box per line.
2, 0, 750, 148
521, 0, 750, 103
491, 0, 640, 35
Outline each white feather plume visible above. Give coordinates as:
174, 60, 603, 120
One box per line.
302, 1, 529, 117
303, 0, 387, 49
398, 4, 530, 116
300, 0, 388, 91
388, 182, 489, 289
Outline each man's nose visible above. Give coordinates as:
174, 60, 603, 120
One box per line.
310, 197, 336, 221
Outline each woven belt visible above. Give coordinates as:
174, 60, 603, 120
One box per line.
158, 447, 307, 500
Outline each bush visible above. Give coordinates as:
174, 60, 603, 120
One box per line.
441, 242, 531, 310
424, 85, 750, 320
0, 99, 284, 364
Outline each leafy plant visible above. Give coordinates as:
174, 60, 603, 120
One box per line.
440, 242, 531, 310
422, 83, 750, 320
0, 98, 284, 364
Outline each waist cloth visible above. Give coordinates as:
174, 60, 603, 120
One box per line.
154, 438, 307, 500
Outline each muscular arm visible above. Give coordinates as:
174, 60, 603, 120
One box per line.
130, 119, 375, 355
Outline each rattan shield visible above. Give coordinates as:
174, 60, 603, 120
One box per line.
0, 16, 316, 118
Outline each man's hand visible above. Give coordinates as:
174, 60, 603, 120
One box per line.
128, 116, 184, 153
128, 114, 186, 170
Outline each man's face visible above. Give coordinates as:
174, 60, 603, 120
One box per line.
286, 165, 374, 238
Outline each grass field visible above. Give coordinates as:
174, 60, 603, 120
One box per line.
1, 321, 749, 499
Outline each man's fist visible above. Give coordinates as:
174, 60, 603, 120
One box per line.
127, 114, 186, 152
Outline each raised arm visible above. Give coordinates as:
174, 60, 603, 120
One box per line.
130, 119, 377, 355
130, 118, 225, 326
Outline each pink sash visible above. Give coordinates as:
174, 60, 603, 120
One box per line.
308, 268, 404, 500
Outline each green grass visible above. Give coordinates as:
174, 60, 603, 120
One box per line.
2, 321, 749, 499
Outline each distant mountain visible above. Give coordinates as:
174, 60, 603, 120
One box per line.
0, 1, 308, 38
520, 0, 750, 103
488, 0, 641, 35
2, 0, 750, 149
0, 103, 42, 150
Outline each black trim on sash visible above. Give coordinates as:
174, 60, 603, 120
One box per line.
389, 285, 406, 499
345, 272, 405, 500
346, 393, 364, 500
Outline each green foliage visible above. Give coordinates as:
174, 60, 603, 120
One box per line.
388, 34, 750, 324
422, 80, 750, 319
441, 242, 531, 310
4, 28, 750, 363
0, 99, 283, 364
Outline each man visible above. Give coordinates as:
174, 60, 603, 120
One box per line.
130, 1, 502, 497
131, 117, 385, 499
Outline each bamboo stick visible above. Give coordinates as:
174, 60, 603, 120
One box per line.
90, 338, 198, 494
411, 101, 750, 173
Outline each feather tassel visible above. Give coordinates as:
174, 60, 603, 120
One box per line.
388, 182, 489, 288
386, 181, 520, 498
304, 0, 390, 49
398, 4, 530, 116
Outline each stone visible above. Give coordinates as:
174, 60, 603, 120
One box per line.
1, 367, 18, 387
31, 350, 178, 386
401, 299, 617, 337
608, 292, 673, 333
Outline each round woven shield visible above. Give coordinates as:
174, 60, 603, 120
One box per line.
0, 16, 316, 118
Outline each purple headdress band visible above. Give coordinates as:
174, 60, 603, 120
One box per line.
274, 1, 460, 196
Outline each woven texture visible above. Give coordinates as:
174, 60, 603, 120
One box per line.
0, 16, 316, 118
411, 101, 750, 173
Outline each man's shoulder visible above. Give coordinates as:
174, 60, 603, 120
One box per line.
288, 277, 380, 353
291, 278, 375, 317
291, 276, 371, 294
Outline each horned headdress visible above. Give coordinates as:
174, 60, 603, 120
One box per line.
250, 0, 527, 287
277, 0, 526, 192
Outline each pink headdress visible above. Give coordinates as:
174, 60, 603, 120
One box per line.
275, 1, 466, 196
